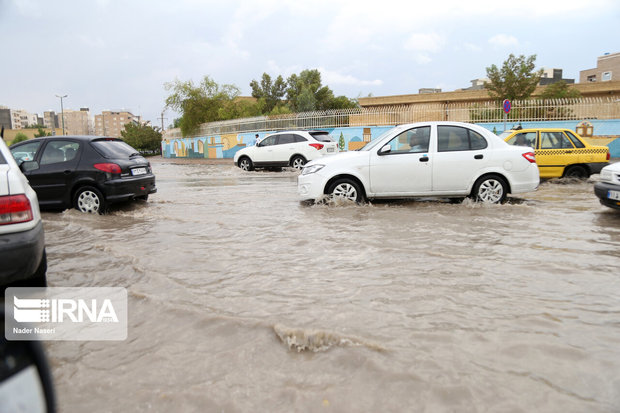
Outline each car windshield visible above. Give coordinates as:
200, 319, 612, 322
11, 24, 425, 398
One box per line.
359, 128, 399, 151
498, 131, 513, 139
91, 139, 140, 159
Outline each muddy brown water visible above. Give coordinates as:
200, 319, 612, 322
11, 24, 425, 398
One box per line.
42, 158, 620, 412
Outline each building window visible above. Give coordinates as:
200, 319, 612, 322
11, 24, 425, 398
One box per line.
587, 75, 596, 82
602, 71, 612, 81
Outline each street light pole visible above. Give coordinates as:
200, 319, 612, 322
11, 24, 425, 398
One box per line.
56, 94, 67, 135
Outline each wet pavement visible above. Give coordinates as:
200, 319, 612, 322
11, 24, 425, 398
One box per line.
42, 157, 620, 412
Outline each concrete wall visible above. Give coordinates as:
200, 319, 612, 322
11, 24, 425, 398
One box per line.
162, 119, 620, 159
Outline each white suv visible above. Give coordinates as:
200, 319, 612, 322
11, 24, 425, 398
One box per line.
0, 132, 47, 287
234, 130, 339, 171
298, 121, 540, 204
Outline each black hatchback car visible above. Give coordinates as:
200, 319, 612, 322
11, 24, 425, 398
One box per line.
10, 136, 156, 214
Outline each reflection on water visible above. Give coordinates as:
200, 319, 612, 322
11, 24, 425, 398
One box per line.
43, 159, 620, 412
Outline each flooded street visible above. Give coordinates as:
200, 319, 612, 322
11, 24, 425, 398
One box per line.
43, 158, 620, 412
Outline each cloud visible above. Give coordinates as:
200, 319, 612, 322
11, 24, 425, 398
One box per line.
463, 42, 483, 52
488, 34, 519, 48
403, 33, 445, 53
319, 68, 383, 87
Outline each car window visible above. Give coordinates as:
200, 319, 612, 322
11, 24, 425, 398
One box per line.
382, 126, 430, 154
540, 132, 574, 149
309, 132, 334, 142
437, 126, 487, 152
506, 132, 537, 148
11, 141, 43, 163
91, 139, 138, 158
469, 130, 487, 150
565, 131, 585, 148
40, 140, 80, 165
277, 134, 296, 145
259, 135, 277, 147
293, 134, 307, 143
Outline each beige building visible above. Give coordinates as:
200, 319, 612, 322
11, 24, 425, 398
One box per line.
57, 108, 92, 135
94, 110, 142, 138
580, 52, 620, 83
43, 111, 58, 129
3, 108, 38, 129
358, 80, 620, 109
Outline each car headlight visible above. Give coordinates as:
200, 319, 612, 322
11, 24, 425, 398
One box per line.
302, 164, 325, 175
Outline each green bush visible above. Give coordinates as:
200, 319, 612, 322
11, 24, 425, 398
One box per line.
11, 133, 29, 145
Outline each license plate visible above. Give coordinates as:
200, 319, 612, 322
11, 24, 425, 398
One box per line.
608, 190, 620, 201
327, 148, 335, 152
131, 167, 147, 176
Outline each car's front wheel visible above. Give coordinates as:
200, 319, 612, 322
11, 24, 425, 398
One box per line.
471, 175, 507, 204
238, 157, 254, 171
290, 155, 307, 170
327, 178, 364, 203
74, 186, 106, 214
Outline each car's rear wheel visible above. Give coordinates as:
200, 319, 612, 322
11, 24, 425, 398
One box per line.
238, 157, 253, 171
563, 165, 588, 179
471, 175, 507, 204
327, 178, 364, 203
74, 186, 105, 214
291, 155, 306, 170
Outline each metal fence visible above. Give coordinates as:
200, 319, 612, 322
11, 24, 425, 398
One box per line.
164, 97, 620, 139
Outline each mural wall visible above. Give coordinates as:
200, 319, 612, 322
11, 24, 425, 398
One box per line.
162, 119, 620, 159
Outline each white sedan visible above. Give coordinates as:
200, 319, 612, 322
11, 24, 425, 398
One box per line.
298, 121, 540, 204
234, 130, 339, 171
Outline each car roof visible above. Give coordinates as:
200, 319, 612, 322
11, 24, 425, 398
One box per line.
506, 128, 575, 133
31, 135, 120, 141
267, 130, 328, 134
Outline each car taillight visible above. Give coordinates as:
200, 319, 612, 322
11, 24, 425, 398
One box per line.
309, 143, 324, 150
94, 163, 121, 174
0, 194, 33, 225
607, 151, 611, 161
522, 152, 536, 163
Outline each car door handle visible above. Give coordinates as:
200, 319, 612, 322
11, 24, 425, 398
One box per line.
63, 170, 72, 175
474, 154, 483, 160
565, 150, 573, 153
419, 156, 429, 162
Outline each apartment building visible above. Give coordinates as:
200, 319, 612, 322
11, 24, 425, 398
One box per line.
580, 52, 620, 83
43, 111, 59, 129
94, 110, 141, 138
0, 107, 39, 129
0, 107, 11, 129
58, 108, 92, 135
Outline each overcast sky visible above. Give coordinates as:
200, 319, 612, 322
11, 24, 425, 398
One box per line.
1, 0, 619, 127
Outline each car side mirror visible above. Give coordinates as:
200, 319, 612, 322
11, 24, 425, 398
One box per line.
378, 145, 392, 155
0, 308, 56, 413
19, 161, 39, 173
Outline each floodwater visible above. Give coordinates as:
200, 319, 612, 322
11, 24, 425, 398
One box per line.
43, 158, 620, 412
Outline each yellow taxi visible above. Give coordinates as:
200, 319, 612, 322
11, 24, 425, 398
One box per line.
501, 128, 610, 178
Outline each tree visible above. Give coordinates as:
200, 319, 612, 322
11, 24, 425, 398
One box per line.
164, 76, 243, 136
285, 69, 357, 112
338, 132, 345, 151
539, 80, 581, 100
34, 127, 51, 138
485, 54, 543, 101
250, 73, 287, 113
121, 123, 162, 154
12, 133, 28, 145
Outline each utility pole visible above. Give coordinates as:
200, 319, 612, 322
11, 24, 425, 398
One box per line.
157, 111, 167, 132
56, 94, 68, 135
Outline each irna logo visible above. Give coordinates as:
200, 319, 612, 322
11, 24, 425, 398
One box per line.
13, 296, 119, 323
